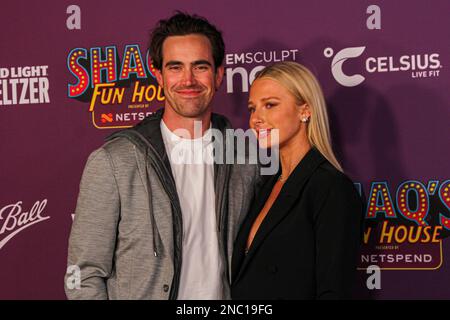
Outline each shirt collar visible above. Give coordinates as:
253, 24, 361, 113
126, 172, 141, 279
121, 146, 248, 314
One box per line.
160, 119, 213, 148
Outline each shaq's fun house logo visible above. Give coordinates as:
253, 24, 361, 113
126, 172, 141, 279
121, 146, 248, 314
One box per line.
357, 179, 450, 270
324, 46, 442, 87
67, 45, 165, 129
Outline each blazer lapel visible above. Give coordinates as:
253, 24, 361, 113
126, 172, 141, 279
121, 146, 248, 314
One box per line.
233, 148, 326, 284
232, 173, 277, 282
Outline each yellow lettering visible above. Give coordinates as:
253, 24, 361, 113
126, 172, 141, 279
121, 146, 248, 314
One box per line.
394, 225, 408, 243
145, 85, 157, 101
407, 226, 422, 243
432, 226, 442, 243
132, 82, 145, 103
363, 227, 372, 244
112, 88, 125, 104
157, 85, 165, 101
379, 220, 393, 243
89, 83, 115, 112
422, 226, 431, 242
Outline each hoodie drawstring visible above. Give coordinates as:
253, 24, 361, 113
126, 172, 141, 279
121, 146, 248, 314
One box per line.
145, 148, 163, 258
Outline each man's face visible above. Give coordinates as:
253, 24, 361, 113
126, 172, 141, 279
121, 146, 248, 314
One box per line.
155, 34, 224, 118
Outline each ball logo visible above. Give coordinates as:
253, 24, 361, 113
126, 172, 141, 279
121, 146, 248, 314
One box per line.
0, 199, 50, 250
324, 46, 366, 87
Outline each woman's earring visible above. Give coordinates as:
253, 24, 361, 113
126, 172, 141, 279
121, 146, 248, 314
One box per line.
301, 117, 310, 123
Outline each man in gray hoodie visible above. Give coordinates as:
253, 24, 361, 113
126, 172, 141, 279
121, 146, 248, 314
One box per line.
65, 12, 259, 299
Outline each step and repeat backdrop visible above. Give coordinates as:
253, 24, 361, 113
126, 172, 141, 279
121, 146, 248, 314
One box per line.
0, 0, 449, 299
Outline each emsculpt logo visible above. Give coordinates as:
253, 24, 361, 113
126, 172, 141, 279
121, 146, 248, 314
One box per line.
324, 46, 366, 87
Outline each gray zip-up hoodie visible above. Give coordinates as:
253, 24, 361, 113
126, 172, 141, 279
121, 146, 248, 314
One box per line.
65, 109, 260, 299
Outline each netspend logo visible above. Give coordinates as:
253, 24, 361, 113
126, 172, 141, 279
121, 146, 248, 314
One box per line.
324, 46, 366, 87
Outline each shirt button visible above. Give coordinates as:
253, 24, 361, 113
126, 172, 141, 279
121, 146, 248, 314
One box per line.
163, 284, 169, 292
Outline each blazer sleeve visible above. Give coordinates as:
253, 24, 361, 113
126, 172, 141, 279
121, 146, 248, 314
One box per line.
313, 174, 363, 299
64, 147, 120, 300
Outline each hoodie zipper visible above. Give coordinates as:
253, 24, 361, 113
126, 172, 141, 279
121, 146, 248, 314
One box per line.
112, 130, 183, 300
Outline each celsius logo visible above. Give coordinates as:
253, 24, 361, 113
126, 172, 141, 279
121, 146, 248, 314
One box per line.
324, 46, 442, 87
324, 47, 366, 87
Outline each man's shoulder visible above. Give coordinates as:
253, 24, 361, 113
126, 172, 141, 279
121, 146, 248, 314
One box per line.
101, 136, 136, 156
85, 137, 138, 167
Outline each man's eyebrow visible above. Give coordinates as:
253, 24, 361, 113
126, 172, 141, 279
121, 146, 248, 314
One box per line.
164, 60, 182, 67
192, 60, 212, 67
164, 60, 213, 68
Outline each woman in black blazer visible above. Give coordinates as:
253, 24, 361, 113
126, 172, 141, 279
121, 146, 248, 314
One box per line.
231, 61, 363, 300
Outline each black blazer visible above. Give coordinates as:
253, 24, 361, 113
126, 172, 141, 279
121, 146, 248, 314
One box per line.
231, 148, 363, 299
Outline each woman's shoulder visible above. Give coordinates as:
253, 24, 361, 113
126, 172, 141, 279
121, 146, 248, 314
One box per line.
308, 160, 357, 195
305, 160, 363, 219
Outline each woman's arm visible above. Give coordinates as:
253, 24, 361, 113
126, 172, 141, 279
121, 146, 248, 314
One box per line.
313, 175, 364, 299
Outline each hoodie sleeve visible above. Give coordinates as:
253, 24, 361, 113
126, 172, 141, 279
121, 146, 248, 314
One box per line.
64, 147, 120, 300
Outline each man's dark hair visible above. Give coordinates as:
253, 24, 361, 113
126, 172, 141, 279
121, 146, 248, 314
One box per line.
149, 12, 225, 71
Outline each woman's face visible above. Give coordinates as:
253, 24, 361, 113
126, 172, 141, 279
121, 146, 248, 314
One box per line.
248, 77, 310, 149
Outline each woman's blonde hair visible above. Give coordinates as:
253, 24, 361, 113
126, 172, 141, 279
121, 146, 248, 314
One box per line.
254, 61, 343, 172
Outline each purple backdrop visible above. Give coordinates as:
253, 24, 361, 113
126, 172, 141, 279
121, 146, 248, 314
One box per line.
1, 0, 449, 299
